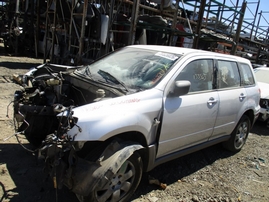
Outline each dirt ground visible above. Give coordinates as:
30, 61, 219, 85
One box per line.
0, 43, 269, 202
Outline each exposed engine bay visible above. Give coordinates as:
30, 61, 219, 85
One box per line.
13, 63, 123, 147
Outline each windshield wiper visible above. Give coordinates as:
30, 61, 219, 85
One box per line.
85, 66, 93, 79
98, 69, 129, 92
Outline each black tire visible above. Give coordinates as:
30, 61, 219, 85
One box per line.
222, 115, 250, 152
77, 151, 143, 202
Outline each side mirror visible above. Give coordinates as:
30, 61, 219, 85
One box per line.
169, 80, 191, 97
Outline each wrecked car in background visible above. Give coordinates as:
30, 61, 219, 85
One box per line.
254, 66, 269, 127
12, 45, 260, 202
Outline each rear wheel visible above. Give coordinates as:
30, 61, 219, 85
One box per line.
77, 152, 143, 202
222, 115, 250, 152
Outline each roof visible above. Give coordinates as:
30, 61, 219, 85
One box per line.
128, 45, 251, 63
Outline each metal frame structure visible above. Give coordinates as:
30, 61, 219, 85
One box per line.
0, 0, 268, 65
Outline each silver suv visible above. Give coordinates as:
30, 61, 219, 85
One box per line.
13, 45, 260, 202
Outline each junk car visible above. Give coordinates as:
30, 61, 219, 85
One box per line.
254, 66, 269, 126
12, 45, 260, 202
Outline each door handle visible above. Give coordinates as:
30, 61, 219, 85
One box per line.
239, 93, 246, 100
207, 97, 218, 106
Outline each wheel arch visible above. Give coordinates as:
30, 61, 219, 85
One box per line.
70, 136, 150, 196
76, 131, 151, 170
242, 109, 255, 127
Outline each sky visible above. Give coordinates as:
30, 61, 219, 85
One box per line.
229, 0, 269, 29
182, 0, 269, 37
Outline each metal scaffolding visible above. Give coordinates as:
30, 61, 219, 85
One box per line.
0, 0, 268, 65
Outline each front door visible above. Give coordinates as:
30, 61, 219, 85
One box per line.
157, 59, 219, 158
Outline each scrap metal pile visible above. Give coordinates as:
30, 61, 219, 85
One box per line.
0, 0, 196, 65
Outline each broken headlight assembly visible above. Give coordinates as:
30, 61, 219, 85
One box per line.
260, 98, 269, 109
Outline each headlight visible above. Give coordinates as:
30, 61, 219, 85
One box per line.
260, 99, 269, 108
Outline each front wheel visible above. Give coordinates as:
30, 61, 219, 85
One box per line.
77, 152, 143, 202
222, 115, 250, 152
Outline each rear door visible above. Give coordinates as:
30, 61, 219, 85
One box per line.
157, 58, 219, 158
209, 60, 247, 140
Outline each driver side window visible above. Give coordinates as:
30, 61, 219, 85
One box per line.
177, 59, 214, 93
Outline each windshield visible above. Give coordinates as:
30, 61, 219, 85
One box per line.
76, 47, 181, 90
254, 68, 269, 84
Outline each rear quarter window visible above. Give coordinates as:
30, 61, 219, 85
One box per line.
239, 63, 255, 86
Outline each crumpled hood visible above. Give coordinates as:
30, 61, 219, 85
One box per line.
257, 82, 269, 99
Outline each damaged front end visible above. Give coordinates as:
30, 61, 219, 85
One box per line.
11, 63, 144, 200
13, 63, 122, 146
38, 105, 81, 189
13, 64, 74, 146
39, 128, 143, 197
11, 63, 88, 190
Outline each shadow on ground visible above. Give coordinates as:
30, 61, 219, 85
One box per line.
0, 61, 42, 70
251, 120, 269, 136
0, 141, 78, 202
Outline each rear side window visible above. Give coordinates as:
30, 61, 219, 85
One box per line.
217, 61, 240, 89
239, 63, 255, 86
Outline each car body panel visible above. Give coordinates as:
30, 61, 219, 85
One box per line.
254, 67, 269, 122
244, 84, 262, 120
210, 88, 248, 139
66, 89, 163, 143
157, 91, 219, 157
257, 82, 269, 99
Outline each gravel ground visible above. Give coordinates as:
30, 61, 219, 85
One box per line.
0, 44, 269, 202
